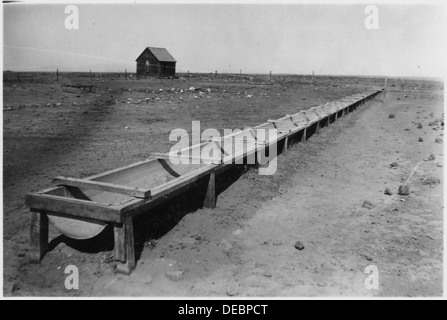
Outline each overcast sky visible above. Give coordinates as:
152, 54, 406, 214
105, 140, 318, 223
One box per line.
2, 3, 446, 77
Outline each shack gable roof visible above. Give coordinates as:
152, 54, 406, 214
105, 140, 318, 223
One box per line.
136, 47, 176, 63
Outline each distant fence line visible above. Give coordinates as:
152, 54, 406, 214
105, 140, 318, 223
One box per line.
3, 69, 283, 84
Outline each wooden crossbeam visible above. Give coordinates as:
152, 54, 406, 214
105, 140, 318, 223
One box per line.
53, 176, 151, 199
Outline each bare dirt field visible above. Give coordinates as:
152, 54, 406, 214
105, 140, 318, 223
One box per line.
2, 72, 443, 297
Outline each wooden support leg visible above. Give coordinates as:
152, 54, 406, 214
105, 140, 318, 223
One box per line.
315, 121, 320, 134
115, 215, 136, 275
30, 209, 48, 263
114, 224, 126, 263
301, 128, 307, 142
204, 171, 216, 209
282, 136, 288, 154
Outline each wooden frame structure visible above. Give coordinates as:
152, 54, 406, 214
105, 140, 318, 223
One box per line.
25, 88, 383, 274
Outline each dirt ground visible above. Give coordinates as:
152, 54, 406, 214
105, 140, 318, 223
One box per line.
2, 73, 443, 297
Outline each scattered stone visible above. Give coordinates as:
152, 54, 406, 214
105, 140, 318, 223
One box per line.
144, 275, 153, 285
417, 123, 423, 129
398, 185, 410, 196
388, 114, 395, 119
4, 281, 18, 294
428, 154, 436, 161
361, 200, 375, 209
435, 137, 443, 143
272, 240, 284, 246
390, 162, 399, 168
421, 177, 440, 186
206, 88, 211, 93
428, 120, 438, 126
226, 285, 239, 297
232, 229, 242, 236
436, 163, 443, 167
165, 270, 184, 282
317, 282, 327, 287
220, 239, 233, 254
418, 137, 423, 142
384, 188, 393, 195
189, 87, 195, 92
263, 271, 273, 278
294, 241, 305, 250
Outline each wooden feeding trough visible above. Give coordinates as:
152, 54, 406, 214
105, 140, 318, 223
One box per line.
61, 84, 95, 94
25, 88, 383, 274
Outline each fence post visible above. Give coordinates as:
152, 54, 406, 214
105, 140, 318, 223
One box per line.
125, 69, 127, 80
56, 69, 59, 82
383, 78, 388, 101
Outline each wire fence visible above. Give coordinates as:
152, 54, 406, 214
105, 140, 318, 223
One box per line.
3, 64, 316, 86
3, 69, 280, 84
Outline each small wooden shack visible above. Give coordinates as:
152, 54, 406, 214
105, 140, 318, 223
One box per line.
136, 47, 176, 78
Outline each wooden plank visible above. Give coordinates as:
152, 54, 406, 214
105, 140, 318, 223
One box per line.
86, 158, 154, 180
25, 193, 122, 223
114, 224, 126, 263
150, 165, 216, 199
53, 176, 151, 199
30, 209, 48, 263
204, 172, 216, 209
203, 137, 266, 145
149, 152, 221, 164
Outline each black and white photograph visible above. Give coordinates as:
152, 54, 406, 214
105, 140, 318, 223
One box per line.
1, 0, 445, 300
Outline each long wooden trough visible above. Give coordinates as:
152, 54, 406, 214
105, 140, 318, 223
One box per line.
25, 88, 383, 274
